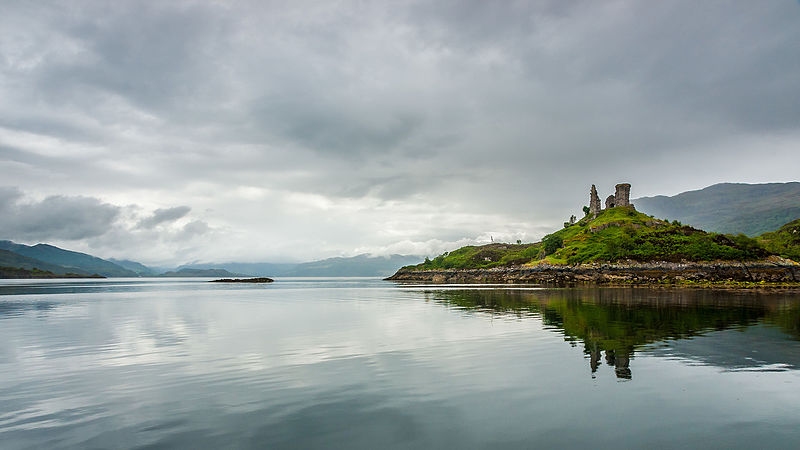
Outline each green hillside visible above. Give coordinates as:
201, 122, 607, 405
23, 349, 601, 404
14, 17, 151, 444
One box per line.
757, 219, 800, 261
634, 182, 800, 236
0, 249, 88, 275
409, 206, 769, 271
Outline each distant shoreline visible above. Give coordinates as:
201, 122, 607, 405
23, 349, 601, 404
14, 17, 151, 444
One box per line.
0, 266, 105, 279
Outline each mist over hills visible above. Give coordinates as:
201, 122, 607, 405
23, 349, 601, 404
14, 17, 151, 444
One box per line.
178, 255, 424, 278
158, 268, 249, 278
281, 254, 424, 277
175, 262, 297, 278
634, 182, 800, 236
108, 259, 157, 277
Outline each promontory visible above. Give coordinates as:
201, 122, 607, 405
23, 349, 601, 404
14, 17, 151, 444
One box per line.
387, 183, 800, 286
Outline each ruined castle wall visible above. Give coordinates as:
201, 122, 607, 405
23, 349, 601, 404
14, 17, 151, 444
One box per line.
589, 185, 601, 217
614, 183, 631, 208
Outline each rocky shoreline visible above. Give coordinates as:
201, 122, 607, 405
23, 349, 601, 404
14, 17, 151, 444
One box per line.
385, 257, 800, 285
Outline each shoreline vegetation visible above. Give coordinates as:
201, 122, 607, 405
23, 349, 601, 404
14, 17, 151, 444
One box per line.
387, 191, 800, 287
0, 266, 105, 279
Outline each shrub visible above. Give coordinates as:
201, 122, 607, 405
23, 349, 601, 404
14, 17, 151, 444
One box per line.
543, 235, 563, 255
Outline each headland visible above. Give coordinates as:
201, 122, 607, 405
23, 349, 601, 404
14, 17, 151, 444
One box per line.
387, 183, 800, 287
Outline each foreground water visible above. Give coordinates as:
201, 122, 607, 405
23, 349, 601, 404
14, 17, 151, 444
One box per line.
1, 278, 799, 449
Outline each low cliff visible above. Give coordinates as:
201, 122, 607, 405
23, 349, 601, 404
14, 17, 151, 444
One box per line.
386, 257, 800, 285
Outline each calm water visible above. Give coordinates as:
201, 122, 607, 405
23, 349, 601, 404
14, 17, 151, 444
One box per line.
1, 278, 799, 449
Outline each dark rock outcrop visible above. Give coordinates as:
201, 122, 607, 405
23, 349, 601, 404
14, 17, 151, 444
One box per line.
210, 277, 274, 283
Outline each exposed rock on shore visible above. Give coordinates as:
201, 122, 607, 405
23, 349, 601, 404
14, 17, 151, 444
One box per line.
385, 257, 800, 285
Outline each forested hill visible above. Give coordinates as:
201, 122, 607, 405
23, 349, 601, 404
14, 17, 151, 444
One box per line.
0, 241, 137, 277
634, 182, 800, 236
0, 249, 88, 275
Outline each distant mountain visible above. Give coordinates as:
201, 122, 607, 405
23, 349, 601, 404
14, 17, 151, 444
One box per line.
108, 258, 157, 276
634, 182, 800, 236
281, 254, 424, 277
0, 239, 424, 279
177, 255, 424, 277
158, 268, 249, 278
176, 262, 296, 277
0, 249, 94, 276
0, 241, 138, 277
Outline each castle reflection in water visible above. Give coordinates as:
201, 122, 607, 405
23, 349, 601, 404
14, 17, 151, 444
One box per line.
427, 286, 800, 380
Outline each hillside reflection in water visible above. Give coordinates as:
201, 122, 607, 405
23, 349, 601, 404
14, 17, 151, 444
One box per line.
427, 287, 800, 379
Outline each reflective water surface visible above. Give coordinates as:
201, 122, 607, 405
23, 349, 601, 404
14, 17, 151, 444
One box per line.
1, 278, 799, 449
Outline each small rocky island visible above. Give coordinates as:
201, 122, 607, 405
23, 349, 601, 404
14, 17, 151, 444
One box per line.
210, 277, 274, 283
387, 183, 800, 286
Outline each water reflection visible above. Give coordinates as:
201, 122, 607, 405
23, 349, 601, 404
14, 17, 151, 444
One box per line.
0, 299, 59, 318
2, 280, 800, 448
429, 287, 800, 379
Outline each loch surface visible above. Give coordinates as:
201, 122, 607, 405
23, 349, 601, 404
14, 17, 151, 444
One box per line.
1, 278, 799, 449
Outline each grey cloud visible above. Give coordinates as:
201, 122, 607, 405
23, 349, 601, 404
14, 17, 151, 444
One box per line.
32, 2, 231, 112
405, 0, 800, 144
0, 186, 23, 208
137, 206, 192, 229
1, 1, 799, 264
250, 94, 425, 158
180, 220, 210, 239
0, 192, 120, 241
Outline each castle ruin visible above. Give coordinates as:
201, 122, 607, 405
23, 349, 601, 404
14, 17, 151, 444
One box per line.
589, 183, 634, 217
605, 195, 616, 209
614, 183, 631, 207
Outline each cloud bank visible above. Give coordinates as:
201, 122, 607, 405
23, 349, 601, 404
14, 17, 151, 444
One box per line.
1, 1, 798, 264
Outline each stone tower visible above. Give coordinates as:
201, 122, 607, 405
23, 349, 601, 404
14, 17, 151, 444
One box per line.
614, 183, 632, 208
605, 195, 616, 209
589, 185, 601, 218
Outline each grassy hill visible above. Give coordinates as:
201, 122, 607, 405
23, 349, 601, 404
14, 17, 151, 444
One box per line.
757, 219, 800, 262
409, 206, 769, 271
634, 182, 800, 236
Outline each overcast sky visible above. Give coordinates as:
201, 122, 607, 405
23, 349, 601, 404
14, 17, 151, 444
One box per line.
1, 0, 799, 265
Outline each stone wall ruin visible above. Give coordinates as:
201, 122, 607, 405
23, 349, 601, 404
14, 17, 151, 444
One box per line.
590, 183, 635, 215
614, 183, 631, 207
589, 185, 602, 218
